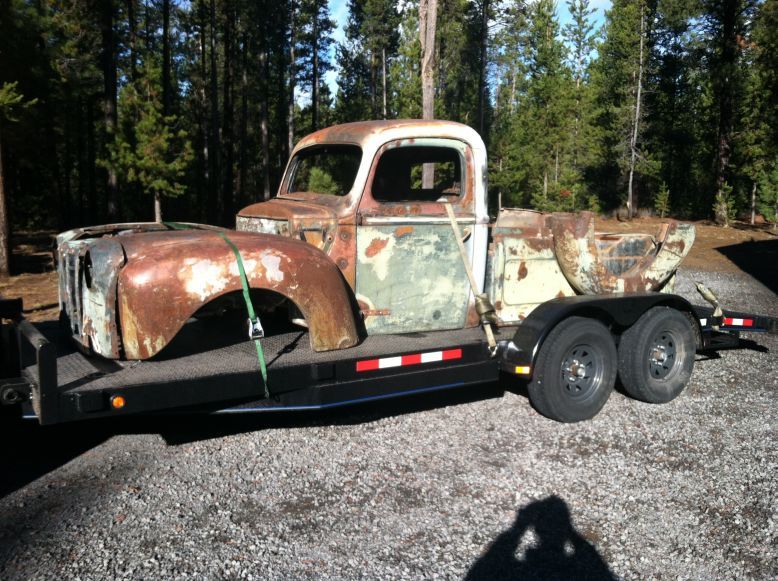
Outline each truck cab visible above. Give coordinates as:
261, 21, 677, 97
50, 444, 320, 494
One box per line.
236, 120, 490, 335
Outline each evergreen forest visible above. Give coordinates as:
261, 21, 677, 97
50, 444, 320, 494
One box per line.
1, 0, 777, 267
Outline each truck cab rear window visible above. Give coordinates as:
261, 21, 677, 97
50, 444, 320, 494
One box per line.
372, 146, 463, 202
285, 145, 362, 196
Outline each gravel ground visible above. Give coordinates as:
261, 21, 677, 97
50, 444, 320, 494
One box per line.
1, 268, 776, 580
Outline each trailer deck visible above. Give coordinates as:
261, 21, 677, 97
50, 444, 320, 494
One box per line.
19, 319, 509, 424
5, 297, 776, 426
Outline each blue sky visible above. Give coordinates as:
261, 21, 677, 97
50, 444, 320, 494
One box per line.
322, 0, 612, 97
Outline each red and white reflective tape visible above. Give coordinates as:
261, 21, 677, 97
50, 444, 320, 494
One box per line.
356, 348, 463, 372
723, 317, 753, 327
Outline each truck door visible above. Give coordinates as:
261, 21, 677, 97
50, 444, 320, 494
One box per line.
356, 138, 476, 334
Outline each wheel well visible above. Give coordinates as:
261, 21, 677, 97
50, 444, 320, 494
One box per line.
192, 288, 305, 335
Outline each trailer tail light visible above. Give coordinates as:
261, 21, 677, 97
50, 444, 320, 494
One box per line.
110, 395, 126, 410
514, 366, 531, 375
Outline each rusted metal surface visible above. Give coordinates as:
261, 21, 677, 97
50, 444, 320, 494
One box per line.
57, 237, 125, 357
353, 136, 478, 334
549, 213, 695, 294
487, 210, 576, 324
58, 225, 359, 360
487, 209, 695, 324
237, 128, 489, 335
116, 230, 359, 359
356, 222, 470, 334
56, 223, 220, 358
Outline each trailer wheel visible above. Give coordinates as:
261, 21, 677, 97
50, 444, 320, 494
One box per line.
617, 306, 695, 404
528, 317, 617, 423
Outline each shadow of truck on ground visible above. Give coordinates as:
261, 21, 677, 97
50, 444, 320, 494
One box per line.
717, 238, 778, 295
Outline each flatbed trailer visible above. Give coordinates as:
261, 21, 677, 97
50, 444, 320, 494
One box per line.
2, 295, 775, 426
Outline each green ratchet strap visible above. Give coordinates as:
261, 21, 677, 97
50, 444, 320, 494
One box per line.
217, 232, 269, 397
163, 222, 269, 397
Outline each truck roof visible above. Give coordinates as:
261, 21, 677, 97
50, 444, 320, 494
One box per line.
295, 119, 486, 153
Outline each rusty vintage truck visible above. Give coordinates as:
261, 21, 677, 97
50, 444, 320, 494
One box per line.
2, 120, 776, 425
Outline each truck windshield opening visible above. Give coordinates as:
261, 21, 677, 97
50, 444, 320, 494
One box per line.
285, 145, 362, 197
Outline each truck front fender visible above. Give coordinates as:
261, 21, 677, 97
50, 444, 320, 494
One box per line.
117, 230, 360, 359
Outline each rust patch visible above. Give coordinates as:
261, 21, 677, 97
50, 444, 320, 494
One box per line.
365, 238, 389, 258
517, 261, 528, 281
394, 226, 414, 238
360, 309, 391, 316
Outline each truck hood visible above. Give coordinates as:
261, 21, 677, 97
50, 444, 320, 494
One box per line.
238, 197, 338, 223
236, 198, 340, 251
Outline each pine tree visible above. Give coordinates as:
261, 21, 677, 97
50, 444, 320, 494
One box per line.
643, 0, 709, 218
702, 0, 759, 225
737, 0, 778, 224
297, 0, 335, 132
388, 3, 422, 119
563, 0, 597, 171
592, 0, 653, 214
109, 59, 193, 221
0, 82, 36, 276
334, 0, 376, 122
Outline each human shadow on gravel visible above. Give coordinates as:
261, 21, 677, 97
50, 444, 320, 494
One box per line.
716, 238, 778, 295
465, 495, 615, 581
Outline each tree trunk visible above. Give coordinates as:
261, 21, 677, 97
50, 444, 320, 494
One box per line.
87, 100, 97, 224
101, 0, 119, 221
510, 67, 516, 114
477, 0, 489, 135
419, 0, 437, 188
199, 0, 209, 222
162, 0, 171, 117
238, 29, 249, 206
750, 181, 756, 225
260, 29, 271, 200
713, 0, 738, 225
208, 0, 220, 221
76, 98, 86, 224
627, 0, 645, 219
154, 192, 162, 222
127, 0, 137, 82
288, 1, 296, 154
370, 52, 377, 118
0, 121, 9, 276
222, 2, 235, 224
382, 47, 387, 119
312, 3, 319, 131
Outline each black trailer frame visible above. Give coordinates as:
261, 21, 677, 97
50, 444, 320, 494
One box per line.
1, 295, 775, 426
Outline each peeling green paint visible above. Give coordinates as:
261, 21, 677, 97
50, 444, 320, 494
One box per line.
357, 223, 470, 333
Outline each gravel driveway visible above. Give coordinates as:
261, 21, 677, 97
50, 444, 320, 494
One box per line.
1, 268, 776, 580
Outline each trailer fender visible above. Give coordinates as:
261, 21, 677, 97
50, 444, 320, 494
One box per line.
501, 293, 701, 374
117, 230, 360, 359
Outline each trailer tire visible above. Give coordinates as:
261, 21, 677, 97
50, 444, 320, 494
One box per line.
528, 317, 617, 423
617, 306, 695, 404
